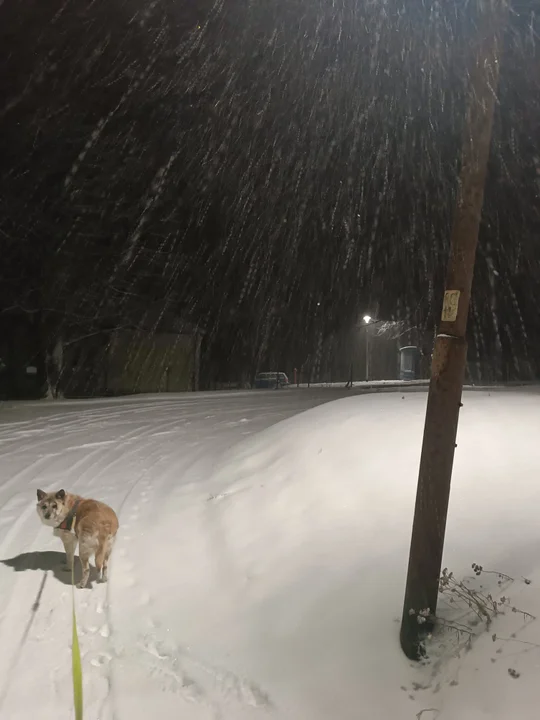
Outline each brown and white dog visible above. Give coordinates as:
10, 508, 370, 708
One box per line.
36, 489, 119, 589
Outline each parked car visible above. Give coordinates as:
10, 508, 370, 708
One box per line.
254, 371, 289, 389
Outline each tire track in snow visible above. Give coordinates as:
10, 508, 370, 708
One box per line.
72, 412, 206, 719
0, 426, 147, 709
0, 407, 191, 717
0, 571, 48, 713
0, 393, 313, 718
0, 406, 142, 455
0, 397, 189, 446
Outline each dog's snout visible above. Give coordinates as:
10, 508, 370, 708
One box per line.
44, 512, 51, 520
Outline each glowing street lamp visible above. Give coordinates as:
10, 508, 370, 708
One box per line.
363, 315, 374, 380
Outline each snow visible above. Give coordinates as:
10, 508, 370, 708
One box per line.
298, 378, 430, 388
1, 387, 540, 720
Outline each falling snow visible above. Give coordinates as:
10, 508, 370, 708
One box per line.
1, 2, 540, 718
1, 0, 539, 385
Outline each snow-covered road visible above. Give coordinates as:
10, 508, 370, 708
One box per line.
2, 387, 540, 720
0, 389, 361, 720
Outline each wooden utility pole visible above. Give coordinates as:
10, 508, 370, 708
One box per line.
400, 0, 507, 660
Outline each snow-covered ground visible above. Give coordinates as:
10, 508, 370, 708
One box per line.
297, 378, 430, 388
0, 387, 539, 720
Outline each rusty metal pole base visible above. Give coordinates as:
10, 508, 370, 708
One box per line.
400, 334, 468, 660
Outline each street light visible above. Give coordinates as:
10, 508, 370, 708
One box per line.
363, 315, 373, 381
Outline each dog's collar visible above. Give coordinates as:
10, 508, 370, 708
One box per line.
56, 499, 81, 532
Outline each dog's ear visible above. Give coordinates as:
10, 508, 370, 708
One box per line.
37, 489, 46, 501
55, 489, 66, 500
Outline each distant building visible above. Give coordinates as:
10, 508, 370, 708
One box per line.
0, 305, 203, 399
62, 323, 203, 398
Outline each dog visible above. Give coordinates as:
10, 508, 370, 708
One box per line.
36, 489, 119, 589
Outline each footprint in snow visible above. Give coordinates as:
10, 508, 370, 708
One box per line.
100, 624, 110, 638
90, 652, 112, 667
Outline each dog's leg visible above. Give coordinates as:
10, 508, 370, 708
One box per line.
64, 534, 78, 572
95, 544, 105, 582
102, 546, 112, 582
77, 539, 93, 589
56, 530, 77, 572
97, 535, 115, 582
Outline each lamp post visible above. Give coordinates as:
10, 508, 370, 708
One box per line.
363, 315, 372, 382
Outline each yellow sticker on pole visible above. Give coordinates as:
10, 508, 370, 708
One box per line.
441, 290, 460, 322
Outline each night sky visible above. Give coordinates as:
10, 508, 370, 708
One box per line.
1, 0, 539, 387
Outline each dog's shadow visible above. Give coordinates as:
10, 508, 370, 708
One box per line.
1, 551, 99, 588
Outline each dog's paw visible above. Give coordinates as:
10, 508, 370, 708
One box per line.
61, 564, 72, 573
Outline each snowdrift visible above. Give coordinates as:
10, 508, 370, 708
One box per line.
3, 389, 539, 719
118, 389, 540, 720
